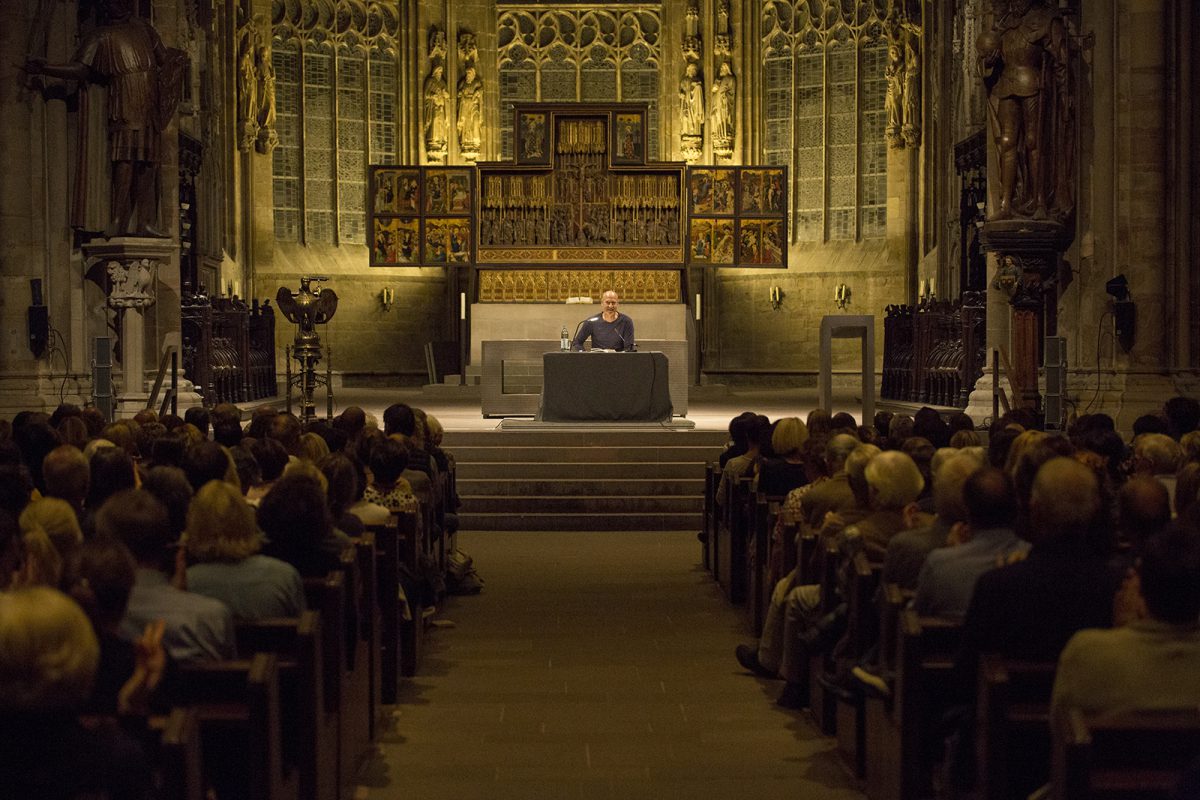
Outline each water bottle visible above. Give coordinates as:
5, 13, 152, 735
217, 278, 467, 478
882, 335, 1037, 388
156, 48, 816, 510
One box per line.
560, 325, 570, 351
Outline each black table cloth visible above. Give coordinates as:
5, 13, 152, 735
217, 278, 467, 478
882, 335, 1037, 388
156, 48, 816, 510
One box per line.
540, 351, 672, 422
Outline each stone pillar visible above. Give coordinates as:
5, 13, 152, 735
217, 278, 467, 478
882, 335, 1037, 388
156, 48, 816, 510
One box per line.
83, 237, 178, 418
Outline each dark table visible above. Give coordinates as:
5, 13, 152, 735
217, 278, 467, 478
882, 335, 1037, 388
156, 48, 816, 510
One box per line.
540, 351, 672, 422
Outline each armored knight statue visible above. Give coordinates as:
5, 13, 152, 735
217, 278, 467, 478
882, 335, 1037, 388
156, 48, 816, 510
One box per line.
25, 0, 186, 237
977, 0, 1073, 222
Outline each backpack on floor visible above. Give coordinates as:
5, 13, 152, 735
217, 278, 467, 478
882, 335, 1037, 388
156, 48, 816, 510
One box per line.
445, 548, 484, 595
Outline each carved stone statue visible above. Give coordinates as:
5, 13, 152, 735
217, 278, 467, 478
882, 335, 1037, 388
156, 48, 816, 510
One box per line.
25, 0, 186, 237
902, 32, 922, 147
679, 63, 704, 138
977, 0, 1073, 221
710, 61, 736, 156
885, 38, 904, 146
423, 64, 449, 161
255, 38, 278, 154
237, 29, 259, 151
457, 65, 483, 160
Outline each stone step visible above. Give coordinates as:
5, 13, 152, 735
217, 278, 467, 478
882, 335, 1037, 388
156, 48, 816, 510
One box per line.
450, 444, 721, 463
455, 461, 705, 480
442, 430, 727, 448
456, 511, 703, 532
456, 477, 705, 496
460, 494, 701, 514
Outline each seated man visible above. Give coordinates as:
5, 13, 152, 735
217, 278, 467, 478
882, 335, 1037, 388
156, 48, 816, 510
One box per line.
571, 290, 635, 351
1052, 524, 1200, 716
955, 457, 1121, 690
912, 467, 1026, 620
101, 489, 236, 665
884, 447, 985, 591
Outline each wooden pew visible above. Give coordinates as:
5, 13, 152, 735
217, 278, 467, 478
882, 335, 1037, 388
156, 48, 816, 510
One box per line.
717, 475, 753, 604
702, 462, 718, 573
235, 611, 333, 800
748, 493, 786, 637
176, 653, 299, 800
806, 541, 841, 732
830, 552, 882, 778
154, 707, 204, 800
352, 532, 382, 742
978, 656, 1058, 800
303, 571, 347, 797
796, 528, 818, 586
1052, 707, 1200, 800
333, 547, 373, 779
367, 520, 401, 705
397, 509, 425, 677
864, 611, 963, 800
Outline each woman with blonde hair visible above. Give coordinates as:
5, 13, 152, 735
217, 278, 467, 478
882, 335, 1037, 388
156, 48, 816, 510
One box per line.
758, 417, 810, 497
18, 497, 84, 585
0, 586, 155, 798
184, 480, 305, 621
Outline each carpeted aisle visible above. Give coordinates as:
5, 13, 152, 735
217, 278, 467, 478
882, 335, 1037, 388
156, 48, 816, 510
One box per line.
362, 531, 866, 800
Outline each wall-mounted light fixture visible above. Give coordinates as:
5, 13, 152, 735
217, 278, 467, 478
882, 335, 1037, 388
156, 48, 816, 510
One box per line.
380, 287, 394, 311
1106, 273, 1135, 351
835, 283, 851, 309
769, 285, 784, 311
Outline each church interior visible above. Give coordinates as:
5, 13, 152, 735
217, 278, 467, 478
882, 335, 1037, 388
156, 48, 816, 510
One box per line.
2, 0, 1200, 798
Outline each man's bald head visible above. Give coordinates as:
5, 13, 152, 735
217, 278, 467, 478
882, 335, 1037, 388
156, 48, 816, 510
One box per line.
1029, 457, 1100, 542
1117, 475, 1171, 549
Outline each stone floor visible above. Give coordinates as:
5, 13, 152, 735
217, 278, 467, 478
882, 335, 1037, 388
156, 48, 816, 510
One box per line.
359, 530, 866, 800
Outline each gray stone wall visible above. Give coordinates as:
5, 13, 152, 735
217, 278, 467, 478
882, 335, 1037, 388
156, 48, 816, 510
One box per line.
261, 243, 450, 383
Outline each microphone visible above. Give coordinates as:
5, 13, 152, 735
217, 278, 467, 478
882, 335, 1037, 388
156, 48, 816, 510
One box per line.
571, 318, 588, 350
617, 332, 625, 352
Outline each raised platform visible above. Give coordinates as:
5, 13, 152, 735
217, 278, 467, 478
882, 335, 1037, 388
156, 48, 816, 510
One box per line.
496, 418, 696, 431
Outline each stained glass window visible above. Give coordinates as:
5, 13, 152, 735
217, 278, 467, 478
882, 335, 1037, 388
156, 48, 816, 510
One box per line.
270, 1, 401, 246
761, 1, 889, 243
497, 6, 661, 160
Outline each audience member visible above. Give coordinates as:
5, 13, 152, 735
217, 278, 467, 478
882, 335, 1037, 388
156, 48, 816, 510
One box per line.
180, 441, 237, 493
299, 431, 331, 464
757, 418, 810, 497
912, 467, 1025, 619
140, 466, 194, 542
717, 415, 771, 505
1115, 476, 1171, 560
0, 585, 153, 799
62, 536, 170, 716
719, 411, 758, 468
183, 406, 210, 440
18, 497, 83, 570
99, 489, 235, 664
229, 444, 262, 498
41, 445, 89, 517
1175, 462, 1200, 518
185, 480, 305, 621
320, 452, 367, 536
56, 416, 89, 450
364, 438, 418, 514
247, 436, 289, 504
1052, 525, 1200, 716
955, 457, 1122, 694
258, 472, 346, 577
883, 448, 984, 590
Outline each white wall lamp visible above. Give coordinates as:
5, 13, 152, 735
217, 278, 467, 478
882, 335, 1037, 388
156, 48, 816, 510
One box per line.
380, 287, 395, 311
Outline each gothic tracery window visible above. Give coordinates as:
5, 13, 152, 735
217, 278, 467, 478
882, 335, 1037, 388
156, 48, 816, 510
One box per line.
497, 6, 662, 160
271, 0, 400, 246
761, 1, 888, 243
